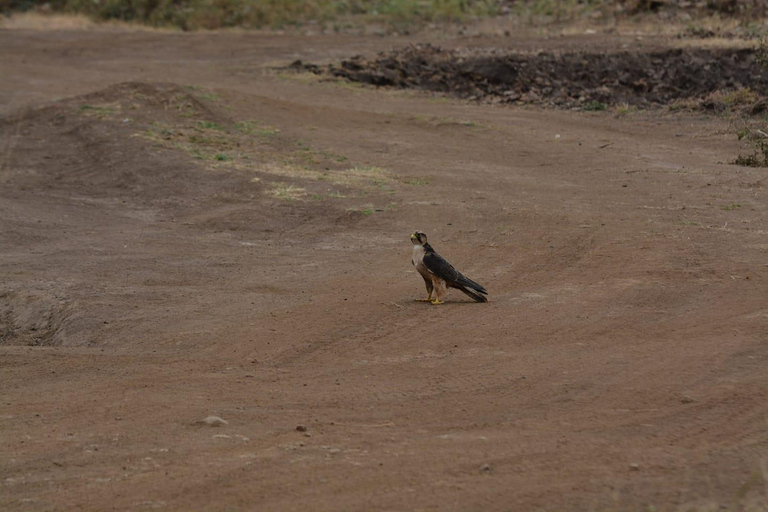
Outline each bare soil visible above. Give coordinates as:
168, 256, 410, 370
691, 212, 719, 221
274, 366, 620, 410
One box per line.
1, 28, 767, 511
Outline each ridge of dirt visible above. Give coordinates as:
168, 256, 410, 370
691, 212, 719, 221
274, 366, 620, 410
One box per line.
294, 44, 768, 109
0, 82, 394, 347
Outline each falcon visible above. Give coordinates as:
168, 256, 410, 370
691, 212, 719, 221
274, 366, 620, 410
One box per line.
410, 231, 488, 305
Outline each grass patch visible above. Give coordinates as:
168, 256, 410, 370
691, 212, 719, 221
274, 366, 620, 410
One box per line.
184, 86, 221, 102
582, 100, 607, 112
77, 104, 117, 118
734, 123, 768, 167
403, 178, 429, 186
350, 205, 376, 215
269, 183, 306, 201
199, 121, 227, 131
235, 120, 280, 137
134, 94, 392, 200
614, 103, 638, 117
54, 0, 500, 31
198, 92, 221, 102
723, 88, 759, 107
722, 203, 743, 210
680, 220, 697, 226
321, 150, 348, 162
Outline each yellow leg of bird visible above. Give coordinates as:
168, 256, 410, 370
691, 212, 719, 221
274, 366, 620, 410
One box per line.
431, 280, 446, 305
416, 290, 433, 302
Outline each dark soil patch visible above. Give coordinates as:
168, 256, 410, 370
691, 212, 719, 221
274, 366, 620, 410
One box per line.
293, 44, 768, 109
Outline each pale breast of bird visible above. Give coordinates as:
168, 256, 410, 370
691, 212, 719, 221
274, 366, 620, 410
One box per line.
411, 245, 431, 277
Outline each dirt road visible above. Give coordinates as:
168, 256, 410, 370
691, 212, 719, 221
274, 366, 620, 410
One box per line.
1, 28, 767, 511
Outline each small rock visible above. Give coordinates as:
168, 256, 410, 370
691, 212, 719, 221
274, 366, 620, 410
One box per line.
521, 91, 540, 103
629, 463, 640, 471
202, 416, 228, 427
681, 395, 695, 404
479, 463, 492, 474
296, 425, 307, 432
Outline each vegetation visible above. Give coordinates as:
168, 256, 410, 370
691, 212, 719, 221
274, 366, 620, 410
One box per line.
582, 100, 607, 112
732, 38, 768, 167
1, 0, 501, 30
2, 0, 766, 30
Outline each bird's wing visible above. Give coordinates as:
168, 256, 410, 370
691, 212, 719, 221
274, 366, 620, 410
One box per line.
422, 251, 487, 294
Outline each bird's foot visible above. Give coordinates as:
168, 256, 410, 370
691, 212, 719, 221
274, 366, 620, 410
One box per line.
430, 299, 444, 305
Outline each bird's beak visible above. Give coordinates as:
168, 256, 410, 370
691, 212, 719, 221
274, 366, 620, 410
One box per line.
410, 234, 416, 240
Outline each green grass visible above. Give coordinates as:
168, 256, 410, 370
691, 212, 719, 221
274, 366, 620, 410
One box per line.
198, 121, 227, 131
184, 86, 220, 101
198, 92, 220, 102
234, 121, 279, 137
28, 0, 502, 30
349, 205, 375, 215
77, 104, 116, 117
614, 104, 638, 117
723, 203, 743, 210
403, 178, 429, 185
582, 100, 607, 112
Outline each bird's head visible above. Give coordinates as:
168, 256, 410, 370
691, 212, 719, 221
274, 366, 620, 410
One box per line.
410, 231, 427, 246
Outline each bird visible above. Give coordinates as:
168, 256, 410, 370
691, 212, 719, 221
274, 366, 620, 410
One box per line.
410, 231, 488, 305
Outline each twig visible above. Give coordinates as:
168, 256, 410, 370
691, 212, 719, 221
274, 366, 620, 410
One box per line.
598, 142, 614, 149
383, 301, 404, 309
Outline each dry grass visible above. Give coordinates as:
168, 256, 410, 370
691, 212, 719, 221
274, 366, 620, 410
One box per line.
0, 11, 175, 31
6, 0, 500, 31
128, 91, 392, 202
268, 182, 306, 201
0, 12, 97, 30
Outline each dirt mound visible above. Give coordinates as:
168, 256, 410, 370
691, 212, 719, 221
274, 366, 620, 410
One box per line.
297, 44, 767, 109
0, 81, 398, 347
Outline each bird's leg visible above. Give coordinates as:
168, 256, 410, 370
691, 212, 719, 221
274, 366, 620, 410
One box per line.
430, 280, 446, 305
417, 277, 434, 302
416, 291, 432, 302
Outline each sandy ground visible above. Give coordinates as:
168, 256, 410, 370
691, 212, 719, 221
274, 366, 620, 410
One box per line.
1, 27, 767, 511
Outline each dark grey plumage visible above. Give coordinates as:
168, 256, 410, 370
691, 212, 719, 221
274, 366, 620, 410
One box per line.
420, 240, 488, 303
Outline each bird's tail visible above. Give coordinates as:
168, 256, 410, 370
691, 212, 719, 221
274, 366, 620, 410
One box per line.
456, 274, 487, 295
459, 285, 488, 303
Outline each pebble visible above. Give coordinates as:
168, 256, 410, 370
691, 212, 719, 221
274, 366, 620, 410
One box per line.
296, 425, 307, 432
202, 416, 228, 427
629, 463, 640, 471
479, 463, 492, 474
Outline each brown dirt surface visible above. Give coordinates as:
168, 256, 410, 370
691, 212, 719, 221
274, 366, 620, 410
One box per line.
1, 27, 768, 511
